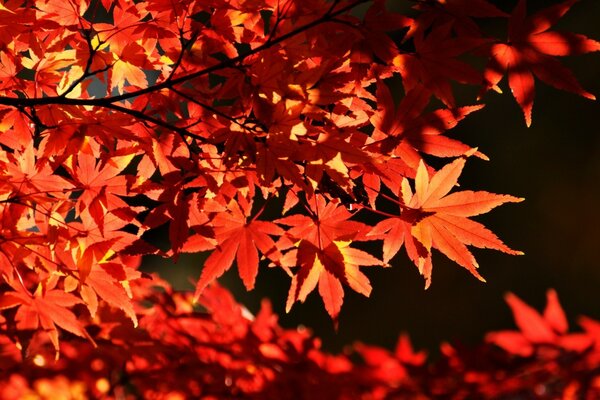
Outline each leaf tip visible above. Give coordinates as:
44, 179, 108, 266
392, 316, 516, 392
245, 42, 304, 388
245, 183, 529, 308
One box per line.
192, 288, 202, 305
472, 264, 486, 283
423, 278, 431, 290
332, 318, 340, 332
477, 152, 490, 161
285, 293, 295, 314
504, 291, 518, 305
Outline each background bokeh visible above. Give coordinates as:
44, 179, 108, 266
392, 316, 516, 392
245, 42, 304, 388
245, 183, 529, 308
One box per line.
142, 0, 600, 354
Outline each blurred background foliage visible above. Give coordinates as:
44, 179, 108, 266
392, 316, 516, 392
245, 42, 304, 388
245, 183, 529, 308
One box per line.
141, 0, 600, 354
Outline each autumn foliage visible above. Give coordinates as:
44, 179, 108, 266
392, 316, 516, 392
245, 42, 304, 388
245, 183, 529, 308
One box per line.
2, 282, 600, 399
0, 0, 599, 398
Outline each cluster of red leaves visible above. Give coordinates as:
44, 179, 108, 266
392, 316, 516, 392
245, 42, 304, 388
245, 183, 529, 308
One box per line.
1, 281, 599, 399
0, 0, 598, 383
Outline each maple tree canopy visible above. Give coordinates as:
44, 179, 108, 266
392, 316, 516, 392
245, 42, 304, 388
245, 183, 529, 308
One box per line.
0, 0, 599, 397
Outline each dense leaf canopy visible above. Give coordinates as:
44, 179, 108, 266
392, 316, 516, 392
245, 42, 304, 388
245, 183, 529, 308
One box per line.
0, 0, 599, 397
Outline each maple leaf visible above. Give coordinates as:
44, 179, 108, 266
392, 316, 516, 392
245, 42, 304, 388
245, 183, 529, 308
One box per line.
283, 240, 382, 322
370, 84, 485, 171
354, 333, 426, 384
303, 131, 372, 191
82, 267, 138, 327
109, 42, 152, 94
398, 158, 523, 286
367, 211, 428, 267
68, 151, 134, 232
0, 107, 32, 151
35, 0, 87, 27
482, 0, 600, 126
255, 138, 306, 189
410, 0, 507, 39
20, 45, 77, 96
194, 199, 284, 298
0, 51, 19, 91
147, 132, 191, 176
276, 196, 381, 321
394, 23, 488, 107
72, 237, 121, 283
276, 195, 368, 249
4, 141, 73, 198
50, 212, 141, 328
486, 289, 594, 356
0, 281, 95, 355
93, 1, 146, 55
361, 0, 413, 64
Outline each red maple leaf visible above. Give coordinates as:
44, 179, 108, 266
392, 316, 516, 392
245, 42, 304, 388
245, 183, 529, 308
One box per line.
282, 239, 382, 323
68, 151, 134, 233
409, 0, 507, 39
4, 141, 73, 199
487, 289, 594, 356
482, 0, 600, 126
394, 23, 488, 107
276, 195, 381, 321
0, 281, 95, 355
370, 83, 486, 171
194, 198, 284, 298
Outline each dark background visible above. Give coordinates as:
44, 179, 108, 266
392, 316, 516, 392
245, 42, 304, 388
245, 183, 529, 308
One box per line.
142, 0, 600, 355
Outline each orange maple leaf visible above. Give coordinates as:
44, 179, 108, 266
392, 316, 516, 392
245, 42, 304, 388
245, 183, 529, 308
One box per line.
402, 157, 523, 287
